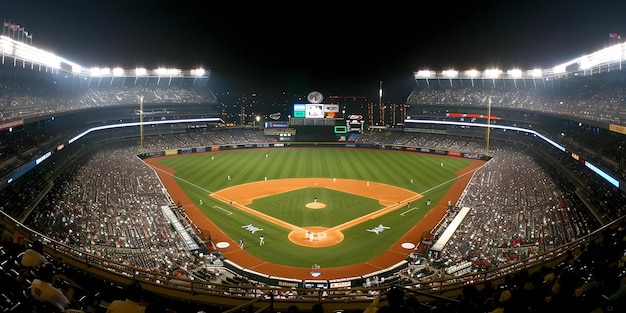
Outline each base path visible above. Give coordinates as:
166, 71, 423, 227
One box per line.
211, 178, 421, 248
145, 157, 485, 280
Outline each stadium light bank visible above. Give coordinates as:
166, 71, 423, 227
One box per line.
0, 35, 208, 78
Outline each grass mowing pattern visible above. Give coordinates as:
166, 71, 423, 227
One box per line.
156, 147, 473, 268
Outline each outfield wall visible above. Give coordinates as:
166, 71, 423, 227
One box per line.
137, 141, 492, 162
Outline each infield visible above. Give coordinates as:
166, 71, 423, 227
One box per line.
212, 178, 422, 248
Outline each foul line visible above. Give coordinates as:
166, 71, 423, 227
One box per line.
149, 165, 238, 214
213, 206, 233, 215
401, 207, 419, 216
150, 165, 215, 195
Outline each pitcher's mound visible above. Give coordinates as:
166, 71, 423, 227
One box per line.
306, 202, 326, 209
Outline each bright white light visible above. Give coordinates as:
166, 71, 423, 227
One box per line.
580, 56, 591, 70
610, 44, 624, 61
191, 68, 205, 76
13, 41, 61, 69
507, 69, 522, 78
464, 69, 480, 78
156, 68, 181, 76
415, 70, 435, 78
528, 69, 543, 77
553, 64, 567, 73
112, 67, 125, 76
485, 69, 502, 78
135, 68, 148, 76
442, 70, 458, 78
90, 67, 102, 76
0, 36, 14, 54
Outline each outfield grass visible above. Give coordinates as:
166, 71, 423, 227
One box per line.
156, 147, 473, 268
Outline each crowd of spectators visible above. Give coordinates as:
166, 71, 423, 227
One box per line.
0, 123, 625, 312
140, 128, 270, 151
438, 145, 599, 270
407, 75, 626, 125
355, 131, 624, 273
23, 140, 209, 277
3, 108, 626, 312
16, 129, 618, 283
0, 74, 217, 122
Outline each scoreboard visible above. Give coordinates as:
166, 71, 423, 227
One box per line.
287, 91, 366, 142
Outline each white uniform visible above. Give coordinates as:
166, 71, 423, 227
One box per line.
31, 279, 69, 312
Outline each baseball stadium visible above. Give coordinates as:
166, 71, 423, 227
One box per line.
0, 31, 626, 313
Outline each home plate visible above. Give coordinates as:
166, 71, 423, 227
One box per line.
216, 242, 230, 248
401, 242, 415, 249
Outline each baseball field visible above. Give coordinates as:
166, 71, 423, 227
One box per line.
144, 147, 485, 280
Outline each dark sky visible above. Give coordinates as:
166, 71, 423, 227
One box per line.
2, 1, 626, 103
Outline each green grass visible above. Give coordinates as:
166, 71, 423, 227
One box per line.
155, 147, 474, 268
250, 188, 383, 227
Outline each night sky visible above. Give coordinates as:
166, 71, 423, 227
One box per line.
2, 1, 626, 103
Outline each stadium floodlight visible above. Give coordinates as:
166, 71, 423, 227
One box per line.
579, 56, 592, 70
191, 68, 205, 76
155, 67, 181, 77
507, 69, 522, 78
415, 70, 435, 78
528, 69, 543, 78
552, 64, 567, 74
14, 41, 61, 69
0, 36, 13, 54
0, 35, 81, 73
609, 44, 624, 61
464, 69, 480, 78
135, 68, 148, 76
485, 68, 502, 78
90, 67, 111, 77
112, 67, 125, 76
72, 65, 82, 73
442, 70, 458, 78
580, 44, 622, 70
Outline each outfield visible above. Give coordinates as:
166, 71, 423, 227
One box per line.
145, 147, 484, 278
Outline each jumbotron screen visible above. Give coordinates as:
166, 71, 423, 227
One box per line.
293, 103, 340, 119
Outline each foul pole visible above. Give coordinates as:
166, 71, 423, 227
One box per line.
139, 96, 144, 153
486, 97, 492, 156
